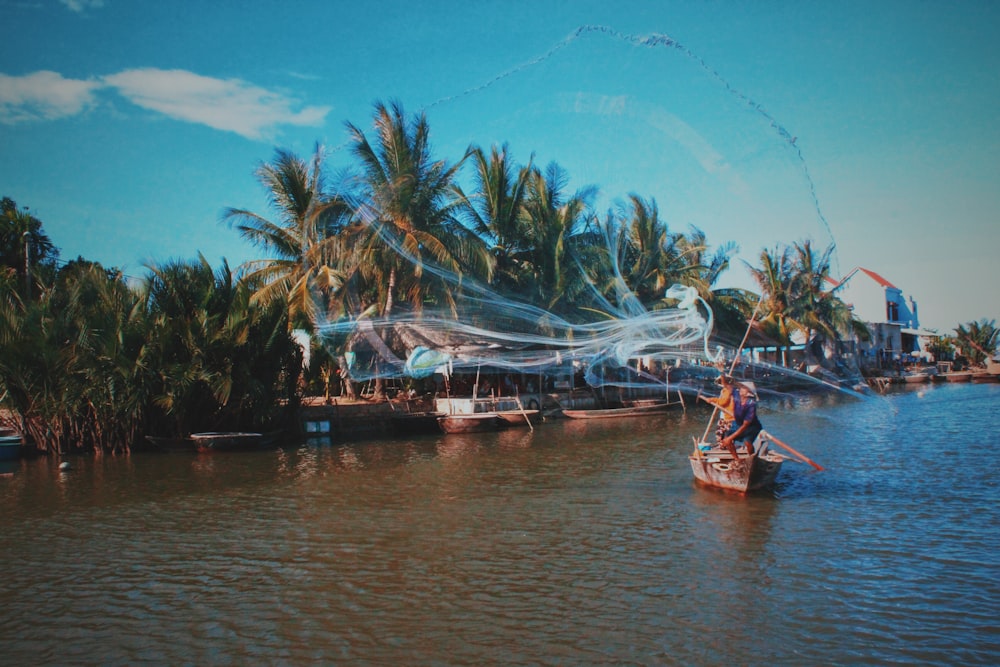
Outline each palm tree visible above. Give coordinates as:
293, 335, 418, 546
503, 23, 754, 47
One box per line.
519, 162, 596, 313
345, 99, 491, 319
954, 319, 999, 365
0, 260, 146, 454
453, 143, 533, 291
1, 197, 58, 300
223, 144, 354, 330
747, 245, 801, 362
142, 255, 300, 436
789, 240, 869, 369
614, 195, 674, 308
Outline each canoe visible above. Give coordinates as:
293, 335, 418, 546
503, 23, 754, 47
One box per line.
189, 431, 273, 452
688, 442, 784, 493
562, 402, 674, 419
0, 434, 22, 461
437, 413, 504, 434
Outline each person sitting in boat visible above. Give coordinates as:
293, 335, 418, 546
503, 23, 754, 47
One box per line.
722, 381, 762, 458
699, 374, 736, 444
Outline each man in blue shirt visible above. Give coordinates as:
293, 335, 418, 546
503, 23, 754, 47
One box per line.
722, 381, 762, 457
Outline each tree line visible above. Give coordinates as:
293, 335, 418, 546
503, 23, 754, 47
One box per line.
2, 100, 994, 454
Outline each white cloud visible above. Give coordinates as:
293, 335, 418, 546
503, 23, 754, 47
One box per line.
0, 70, 101, 123
60, 0, 105, 13
102, 68, 330, 140
0, 67, 330, 140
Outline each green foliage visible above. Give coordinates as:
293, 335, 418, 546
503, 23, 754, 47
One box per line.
0, 197, 59, 301
142, 255, 301, 437
0, 248, 302, 453
0, 261, 145, 454
954, 319, 999, 365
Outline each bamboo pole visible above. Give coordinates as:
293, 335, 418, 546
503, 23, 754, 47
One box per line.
515, 388, 534, 432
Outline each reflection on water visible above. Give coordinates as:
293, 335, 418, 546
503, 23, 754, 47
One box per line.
1, 384, 999, 665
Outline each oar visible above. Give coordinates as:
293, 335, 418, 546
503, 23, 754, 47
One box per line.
763, 431, 825, 471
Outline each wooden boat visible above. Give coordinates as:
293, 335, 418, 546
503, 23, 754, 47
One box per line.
495, 409, 540, 427
144, 435, 197, 452
971, 371, 998, 383
562, 401, 675, 419
389, 411, 446, 435
437, 413, 504, 434
689, 438, 785, 493
942, 372, 973, 382
189, 431, 273, 452
0, 433, 22, 461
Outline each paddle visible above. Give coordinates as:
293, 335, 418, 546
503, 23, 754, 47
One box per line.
762, 431, 825, 471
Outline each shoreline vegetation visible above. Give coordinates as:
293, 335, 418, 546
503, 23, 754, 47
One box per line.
2, 100, 997, 457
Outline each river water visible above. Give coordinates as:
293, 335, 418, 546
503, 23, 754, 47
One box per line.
1, 382, 998, 665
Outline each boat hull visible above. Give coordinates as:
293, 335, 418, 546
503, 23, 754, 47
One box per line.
390, 412, 446, 435
437, 414, 503, 434
189, 432, 269, 452
689, 449, 783, 493
144, 435, 196, 452
495, 409, 540, 427
562, 402, 674, 419
0, 434, 22, 461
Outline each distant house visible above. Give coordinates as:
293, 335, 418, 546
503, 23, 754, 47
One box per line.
829, 267, 936, 365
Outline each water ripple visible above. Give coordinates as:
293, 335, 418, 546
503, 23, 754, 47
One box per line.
1, 385, 999, 665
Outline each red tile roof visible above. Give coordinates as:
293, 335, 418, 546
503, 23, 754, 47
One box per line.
829, 267, 898, 290
857, 268, 897, 289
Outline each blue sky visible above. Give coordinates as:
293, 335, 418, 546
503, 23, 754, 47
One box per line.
2, 0, 997, 332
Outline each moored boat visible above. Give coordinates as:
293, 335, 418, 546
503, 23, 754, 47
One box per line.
389, 411, 446, 435
189, 431, 273, 452
437, 413, 504, 434
942, 371, 973, 382
562, 401, 675, 419
495, 409, 540, 427
0, 433, 22, 461
144, 435, 197, 452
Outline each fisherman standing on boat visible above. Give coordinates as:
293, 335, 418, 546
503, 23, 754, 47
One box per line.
699, 374, 736, 445
722, 381, 762, 459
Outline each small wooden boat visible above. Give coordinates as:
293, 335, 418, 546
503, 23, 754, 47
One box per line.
971, 371, 998, 383
389, 411, 446, 435
689, 439, 785, 493
189, 431, 272, 452
942, 372, 973, 382
437, 413, 504, 434
495, 409, 540, 427
0, 433, 22, 461
562, 402, 674, 419
144, 435, 197, 452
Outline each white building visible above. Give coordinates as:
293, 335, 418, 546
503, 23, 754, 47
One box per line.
829, 267, 935, 364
